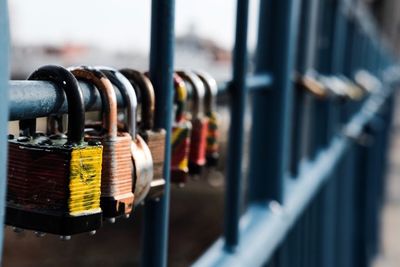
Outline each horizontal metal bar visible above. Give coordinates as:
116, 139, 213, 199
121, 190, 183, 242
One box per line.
192, 73, 395, 267
217, 73, 273, 94
8, 80, 125, 121
8, 73, 272, 121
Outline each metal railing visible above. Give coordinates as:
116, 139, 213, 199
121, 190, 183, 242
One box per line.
0, 0, 398, 266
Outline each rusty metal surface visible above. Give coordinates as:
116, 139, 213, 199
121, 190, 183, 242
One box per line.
145, 129, 166, 199
85, 132, 134, 217
7, 142, 71, 211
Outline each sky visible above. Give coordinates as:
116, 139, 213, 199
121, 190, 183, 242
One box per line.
9, 0, 260, 53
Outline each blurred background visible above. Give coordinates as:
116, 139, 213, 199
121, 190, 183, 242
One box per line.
3, 0, 400, 266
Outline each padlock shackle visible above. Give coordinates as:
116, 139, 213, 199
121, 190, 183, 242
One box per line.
70, 66, 118, 139
196, 71, 218, 115
120, 69, 155, 131
99, 67, 138, 137
176, 71, 205, 119
173, 74, 188, 122
20, 65, 85, 145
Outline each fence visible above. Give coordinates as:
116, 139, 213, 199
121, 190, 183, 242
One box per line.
0, 0, 399, 266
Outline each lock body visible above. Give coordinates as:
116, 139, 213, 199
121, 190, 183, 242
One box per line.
171, 120, 192, 184
85, 132, 134, 218
142, 129, 166, 199
205, 111, 220, 166
188, 117, 208, 174
7, 138, 103, 235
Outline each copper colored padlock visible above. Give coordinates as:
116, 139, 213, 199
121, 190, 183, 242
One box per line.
196, 71, 220, 167
170, 74, 192, 184
71, 66, 134, 221
176, 71, 208, 175
120, 69, 166, 200
294, 71, 329, 99
7, 65, 103, 237
100, 68, 154, 206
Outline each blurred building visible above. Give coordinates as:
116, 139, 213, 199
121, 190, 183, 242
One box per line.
368, 0, 400, 53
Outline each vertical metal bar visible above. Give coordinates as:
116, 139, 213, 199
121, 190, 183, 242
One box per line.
249, 0, 301, 203
0, 0, 9, 262
319, 2, 349, 267
224, 0, 249, 250
142, 1, 175, 266
297, 0, 319, 73
290, 0, 319, 175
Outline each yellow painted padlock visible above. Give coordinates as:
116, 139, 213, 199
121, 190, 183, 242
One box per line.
7, 65, 103, 238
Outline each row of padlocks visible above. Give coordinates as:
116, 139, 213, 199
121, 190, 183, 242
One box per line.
295, 70, 380, 100
6, 65, 219, 240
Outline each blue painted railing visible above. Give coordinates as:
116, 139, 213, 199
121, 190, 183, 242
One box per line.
0, 0, 399, 266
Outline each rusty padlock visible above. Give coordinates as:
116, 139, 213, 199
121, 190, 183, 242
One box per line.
176, 71, 208, 175
120, 69, 165, 200
70, 66, 134, 222
7, 65, 103, 237
101, 68, 154, 206
170, 74, 192, 184
338, 75, 365, 101
196, 71, 220, 167
294, 71, 329, 99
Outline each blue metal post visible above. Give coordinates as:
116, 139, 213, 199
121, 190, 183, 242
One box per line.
319, 2, 349, 267
224, 0, 249, 250
142, 1, 175, 266
290, 0, 319, 175
0, 0, 9, 262
248, 0, 301, 203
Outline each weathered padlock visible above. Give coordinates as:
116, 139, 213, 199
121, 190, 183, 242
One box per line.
318, 75, 348, 99
294, 71, 329, 99
70, 66, 134, 221
101, 67, 154, 206
7, 65, 103, 236
120, 69, 165, 200
338, 75, 365, 101
354, 70, 381, 94
170, 74, 192, 184
176, 71, 208, 175
195, 71, 220, 167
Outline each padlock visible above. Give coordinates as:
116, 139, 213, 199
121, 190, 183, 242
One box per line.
120, 69, 165, 200
294, 71, 329, 99
354, 70, 381, 94
337, 75, 365, 101
7, 65, 103, 236
195, 71, 220, 167
70, 66, 134, 221
318, 75, 348, 99
100, 67, 154, 206
170, 74, 192, 184
176, 71, 208, 175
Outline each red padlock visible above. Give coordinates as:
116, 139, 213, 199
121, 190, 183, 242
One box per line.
176, 71, 208, 175
196, 71, 220, 167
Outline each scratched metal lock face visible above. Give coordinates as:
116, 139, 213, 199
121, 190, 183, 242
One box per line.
170, 74, 192, 184
6, 65, 103, 236
120, 69, 166, 200
176, 71, 209, 175
196, 71, 220, 167
71, 66, 134, 221
102, 68, 153, 206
